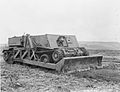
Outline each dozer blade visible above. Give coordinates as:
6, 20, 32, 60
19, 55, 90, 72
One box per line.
56, 55, 103, 73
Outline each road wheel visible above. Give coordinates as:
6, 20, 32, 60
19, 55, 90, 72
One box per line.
52, 49, 63, 63
3, 51, 9, 61
40, 54, 50, 63
3, 51, 14, 64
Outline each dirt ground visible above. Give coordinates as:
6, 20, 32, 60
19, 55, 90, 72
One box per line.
0, 50, 120, 92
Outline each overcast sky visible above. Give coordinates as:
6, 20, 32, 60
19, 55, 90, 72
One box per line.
0, 0, 120, 44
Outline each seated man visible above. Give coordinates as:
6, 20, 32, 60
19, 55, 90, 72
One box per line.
57, 36, 68, 47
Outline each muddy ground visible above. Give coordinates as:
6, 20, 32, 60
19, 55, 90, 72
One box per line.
0, 50, 120, 92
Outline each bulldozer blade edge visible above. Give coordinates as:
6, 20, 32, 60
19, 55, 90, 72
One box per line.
56, 55, 103, 73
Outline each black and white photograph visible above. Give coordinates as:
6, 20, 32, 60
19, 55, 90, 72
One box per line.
0, 0, 120, 92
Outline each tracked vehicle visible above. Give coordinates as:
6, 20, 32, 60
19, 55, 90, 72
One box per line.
2, 34, 103, 73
